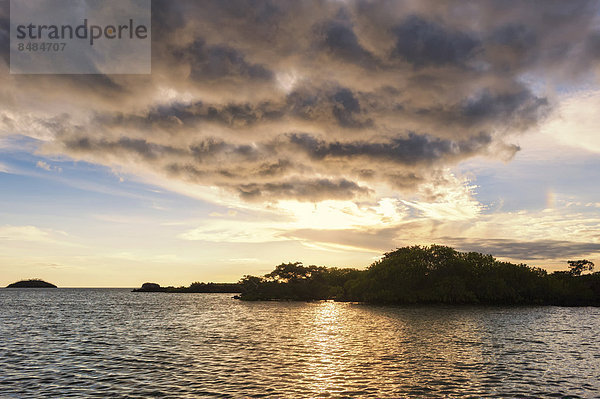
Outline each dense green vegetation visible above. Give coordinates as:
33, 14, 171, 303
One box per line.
6, 279, 57, 288
133, 282, 241, 293
238, 245, 600, 306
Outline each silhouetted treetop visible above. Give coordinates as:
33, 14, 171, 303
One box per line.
265, 262, 327, 283
567, 260, 594, 276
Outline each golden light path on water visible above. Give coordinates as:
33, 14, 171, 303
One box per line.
1, 290, 599, 397
309, 301, 344, 395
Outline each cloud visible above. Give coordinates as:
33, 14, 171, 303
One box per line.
317, 17, 379, 68
1, 0, 598, 208
284, 131, 494, 165
0, 225, 68, 243
53, 129, 492, 202
179, 221, 285, 243
36, 161, 62, 173
36, 161, 53, 171
266, 196, 600, 267
237, 178, 371, 202
172, 39, 274, 82
391, 15, 480, 67
540, 90, 600, 153
439, 238, 600, 262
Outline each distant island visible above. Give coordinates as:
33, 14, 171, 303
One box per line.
133, 282, 242, 293
7, 279, 57, 288
134, 245, 600, 306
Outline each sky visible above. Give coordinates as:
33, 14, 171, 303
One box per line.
1, 0, 600, 287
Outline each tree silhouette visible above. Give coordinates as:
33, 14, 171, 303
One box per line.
265, 262, 327, 283
567, 260, 594, 276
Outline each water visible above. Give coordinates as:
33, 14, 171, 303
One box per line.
0, 289, 598, 398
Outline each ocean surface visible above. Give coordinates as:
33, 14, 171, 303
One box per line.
0, 289, 598, 398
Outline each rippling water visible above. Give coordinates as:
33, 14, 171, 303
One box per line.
0, 289, 598, 398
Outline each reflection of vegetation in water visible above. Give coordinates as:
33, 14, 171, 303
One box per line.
238, 245, 599, 306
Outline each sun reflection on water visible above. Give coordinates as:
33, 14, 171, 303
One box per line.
306, 301, 350, 396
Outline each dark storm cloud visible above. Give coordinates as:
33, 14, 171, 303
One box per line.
284, 131, 492, 165
489, 24, 536, 51
96, 100, 284, 130
151, 0, 187, 37
584, 31, 600, 60
323, 21, 366, 58
285, 85, 375, 129
55, 123, 503, 203
97, 84, 373, 130
64, 136, 270, 165
317, 18, 379, 68
98, 78, 545, 138
486, 23, 538, 69
173, 39, 274, 81
237, 178, 371, 202
392, 15, 480, 67
459, 89, 548, 127
331, 88, 369, 127
3, 0, 600, 203
61, 129, 494, 170
477, 0, 600, 76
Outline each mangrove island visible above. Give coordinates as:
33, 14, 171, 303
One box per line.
134, 245, 599, 306
237, 245, 598, 306
7, 279, 57, 288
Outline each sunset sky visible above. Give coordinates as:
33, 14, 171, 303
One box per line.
1, 0, 600, 287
